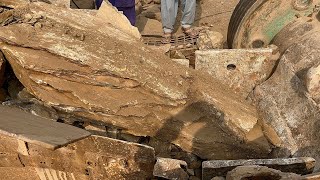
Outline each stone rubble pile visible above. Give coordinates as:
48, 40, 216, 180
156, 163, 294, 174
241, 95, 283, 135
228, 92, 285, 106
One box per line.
0, 0, 319, 179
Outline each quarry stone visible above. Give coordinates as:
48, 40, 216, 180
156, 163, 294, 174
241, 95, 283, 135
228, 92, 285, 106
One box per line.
153, 158, 189, 180
254, 33, 320, 171
195, 48, 279, 99
0, 2, 271, 160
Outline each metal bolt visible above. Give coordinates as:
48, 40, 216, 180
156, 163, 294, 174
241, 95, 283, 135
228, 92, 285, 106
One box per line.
292, 0, 313, 11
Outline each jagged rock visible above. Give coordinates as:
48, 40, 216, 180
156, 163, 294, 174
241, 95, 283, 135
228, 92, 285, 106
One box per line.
0, 2, 270, 160
225, 166, 302, 180
153, 158, 189, 180
197, 30, 224, 50
97, 2, 141, 39
254, 33, 320, 170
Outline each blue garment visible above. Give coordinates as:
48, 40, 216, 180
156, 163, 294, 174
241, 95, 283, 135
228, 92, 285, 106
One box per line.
95, 0, 136, 26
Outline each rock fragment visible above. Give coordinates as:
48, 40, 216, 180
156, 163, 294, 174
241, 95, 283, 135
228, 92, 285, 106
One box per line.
96, 1, 141, 39
202, 157, 315, 179
153, 158, 189, 180
226, 166, 302, 180
197, 30, 224, 50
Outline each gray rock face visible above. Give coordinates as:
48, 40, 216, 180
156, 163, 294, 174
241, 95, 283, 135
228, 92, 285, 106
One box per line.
254, 32, 320, 169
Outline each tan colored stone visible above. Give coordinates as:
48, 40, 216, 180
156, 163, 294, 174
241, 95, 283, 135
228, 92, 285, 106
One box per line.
0, 2, 270, 160
197, 30, 224, 50
254, 33, 320, 170
96, 2, 141, 39
306, 63, 320, 104
0, 0, 29, 8
0, 134, 155, 179
195, 48, 278, 99
226, 166, 302, 180
153, 158, 189, 180
172, 59, 190, 68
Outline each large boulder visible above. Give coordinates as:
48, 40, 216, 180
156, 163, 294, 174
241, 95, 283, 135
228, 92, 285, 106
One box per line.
0, 2, 270, 160
254, 30, 320, 169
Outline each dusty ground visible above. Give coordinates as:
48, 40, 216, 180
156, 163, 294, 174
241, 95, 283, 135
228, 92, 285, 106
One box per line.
136, 0, 239, 39
70, 0, 240, 40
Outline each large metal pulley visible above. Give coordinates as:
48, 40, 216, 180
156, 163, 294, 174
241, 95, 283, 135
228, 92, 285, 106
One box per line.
227, 0, 320, 49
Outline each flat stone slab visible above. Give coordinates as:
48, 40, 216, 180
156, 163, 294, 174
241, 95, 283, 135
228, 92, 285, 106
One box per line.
0, 167, 85, 180
195, 48, 277, 99
202, 157, 315, 180
0, 105, 91, 149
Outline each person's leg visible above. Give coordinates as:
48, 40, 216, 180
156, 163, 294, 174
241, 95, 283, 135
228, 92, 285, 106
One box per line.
181, 0, 196, 29
118, 7, 136, 26
161, 0, 179, 33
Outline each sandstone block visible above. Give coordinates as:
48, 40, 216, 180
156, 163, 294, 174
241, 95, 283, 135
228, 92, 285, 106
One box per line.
195, 48, 278, 99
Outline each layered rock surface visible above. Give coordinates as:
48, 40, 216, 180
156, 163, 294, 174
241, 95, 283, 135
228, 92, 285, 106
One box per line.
0, 2, 270, 160
254, 26, 320, 169
0, 133, 155, 179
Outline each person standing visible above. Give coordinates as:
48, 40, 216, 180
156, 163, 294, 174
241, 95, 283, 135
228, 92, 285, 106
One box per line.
96, 0, 136, 26
161, 0, 198, 43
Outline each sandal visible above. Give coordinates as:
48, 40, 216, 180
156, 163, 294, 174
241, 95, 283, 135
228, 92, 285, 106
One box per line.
161, 33, 173, 44
182, 27, 199, 38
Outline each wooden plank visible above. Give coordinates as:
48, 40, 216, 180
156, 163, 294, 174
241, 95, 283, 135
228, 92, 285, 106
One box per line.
0, 105, 91, 149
